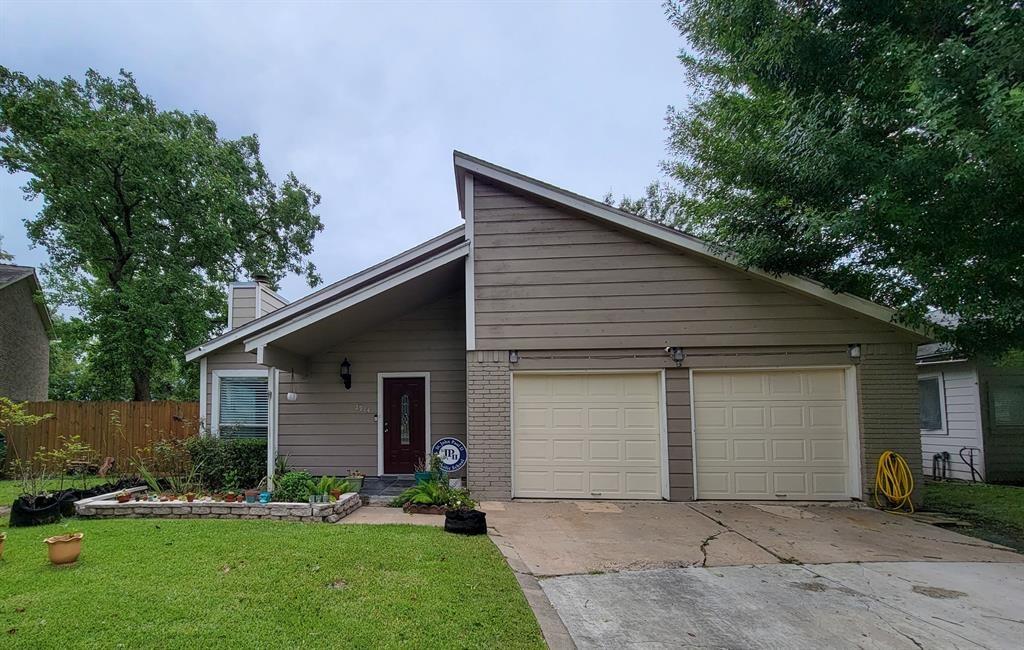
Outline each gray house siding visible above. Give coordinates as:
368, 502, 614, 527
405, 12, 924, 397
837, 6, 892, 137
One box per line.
276, 292, 465, 476
204, 293, 465, 477
472, 180, 907, 350
0, 279, 50, 400
465, 179, 921, 502
229, 283, 288, 330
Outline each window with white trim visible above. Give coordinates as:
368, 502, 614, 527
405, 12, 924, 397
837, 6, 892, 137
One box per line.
213, 371, 269, 439
918, 375, 944, 432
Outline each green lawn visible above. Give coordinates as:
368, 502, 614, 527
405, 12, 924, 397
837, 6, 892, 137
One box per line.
924, 481, 1024, 552
0, 518, 544, 649
0, 477, 111, 506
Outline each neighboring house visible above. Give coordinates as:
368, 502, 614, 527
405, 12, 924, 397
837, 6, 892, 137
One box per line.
0, 264, 54, 400
918, 343, 1024, 484
187, 152, 928, 502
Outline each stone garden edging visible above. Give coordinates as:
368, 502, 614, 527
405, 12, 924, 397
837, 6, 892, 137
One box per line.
75, 490, 362, 523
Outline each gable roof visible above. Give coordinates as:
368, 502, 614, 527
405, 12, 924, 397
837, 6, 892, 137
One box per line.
0, 264, 55, 338
185, 226, 466, 361
452, 151, 926, 341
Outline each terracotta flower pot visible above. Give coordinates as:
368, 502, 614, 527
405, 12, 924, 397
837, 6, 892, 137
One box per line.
0, 532, 6, 560
185, 493, 196, 502
45, 532, 84, 565
116, 493, 131, 503
330, 489, 342, 499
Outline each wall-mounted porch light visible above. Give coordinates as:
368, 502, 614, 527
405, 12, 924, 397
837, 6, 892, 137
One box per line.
340, 358, 352, 389
509, 350, 520, 364
666, 346, 685, 367
848, 344, 861, 360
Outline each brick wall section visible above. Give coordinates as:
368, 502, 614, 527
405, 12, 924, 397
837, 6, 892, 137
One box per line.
0, 279, 49, 400
466, 350, 511, 500
858, 343, 923, 505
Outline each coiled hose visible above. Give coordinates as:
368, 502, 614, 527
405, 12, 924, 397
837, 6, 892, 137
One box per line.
874, 450, 914, 513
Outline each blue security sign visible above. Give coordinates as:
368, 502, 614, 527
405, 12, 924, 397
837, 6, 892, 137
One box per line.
431, 437, 467, 472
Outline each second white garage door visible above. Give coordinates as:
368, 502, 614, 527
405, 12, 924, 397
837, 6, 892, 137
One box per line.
693, 368, 854, 500
513, 373, 664, 500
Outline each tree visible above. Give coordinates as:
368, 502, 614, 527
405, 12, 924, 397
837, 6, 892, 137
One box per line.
0, 235, 12, 262
0, 69, 324, 399
652, 1, 1024, 355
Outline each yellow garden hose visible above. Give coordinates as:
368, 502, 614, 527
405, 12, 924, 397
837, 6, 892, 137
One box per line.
874, 450, 914, 513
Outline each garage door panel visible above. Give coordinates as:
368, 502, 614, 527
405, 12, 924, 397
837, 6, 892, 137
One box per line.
694, 369, 851, 500
514, 373, 664, 500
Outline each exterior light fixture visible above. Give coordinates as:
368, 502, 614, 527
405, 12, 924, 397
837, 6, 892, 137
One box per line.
509, 350, 520, 364
848, 344, 861, 360
666, 346, 685, 366
340, 358, 352, 389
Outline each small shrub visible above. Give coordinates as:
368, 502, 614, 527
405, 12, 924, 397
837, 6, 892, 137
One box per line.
184, 436, 266, 491
273, 471, 314, 502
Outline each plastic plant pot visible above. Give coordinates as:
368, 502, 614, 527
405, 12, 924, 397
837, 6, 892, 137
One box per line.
345, 476, 364, 492
259, 492, 270, 504
45, 532, 84, 565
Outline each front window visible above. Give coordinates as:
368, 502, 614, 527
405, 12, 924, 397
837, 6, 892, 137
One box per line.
216, 374, 269, 439
919, 376, 943, 432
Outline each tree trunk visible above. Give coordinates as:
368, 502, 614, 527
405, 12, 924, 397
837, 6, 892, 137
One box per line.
131, 368, 151, 401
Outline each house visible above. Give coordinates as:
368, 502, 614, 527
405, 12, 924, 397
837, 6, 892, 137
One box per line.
187, 152, 929, 502
918, 342, 1024, 484
0, 264, 54, 401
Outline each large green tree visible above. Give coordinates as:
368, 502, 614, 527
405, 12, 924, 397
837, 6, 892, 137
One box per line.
652, 1, 1023, 355
0, 69, 323, 400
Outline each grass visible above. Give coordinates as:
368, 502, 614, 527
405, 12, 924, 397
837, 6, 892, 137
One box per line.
0, 477, 111, 506
0, 517, 544, 649
923, 481, 1024, 552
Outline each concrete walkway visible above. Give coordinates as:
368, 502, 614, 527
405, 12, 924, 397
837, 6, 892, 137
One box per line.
543, 561, 1024, 649
337, 507, 443, 527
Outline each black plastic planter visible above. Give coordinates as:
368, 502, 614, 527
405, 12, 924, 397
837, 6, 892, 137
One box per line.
7, 478, 144, 527
444, 509, 487, 535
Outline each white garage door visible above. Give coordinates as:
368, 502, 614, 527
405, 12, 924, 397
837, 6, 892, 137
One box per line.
513, 373, 664, 500
693, 369, 852, 500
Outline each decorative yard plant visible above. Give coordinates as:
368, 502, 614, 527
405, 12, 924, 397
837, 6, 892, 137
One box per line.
272, 471, 314, 503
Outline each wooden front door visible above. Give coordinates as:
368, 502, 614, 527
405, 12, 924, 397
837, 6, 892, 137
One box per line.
382, 377, 426, 474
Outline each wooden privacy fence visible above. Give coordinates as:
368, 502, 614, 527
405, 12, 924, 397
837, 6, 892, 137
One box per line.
4, 401, 199, 470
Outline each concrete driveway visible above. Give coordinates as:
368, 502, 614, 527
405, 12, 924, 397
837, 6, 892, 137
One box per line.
481, 501, 1023, 649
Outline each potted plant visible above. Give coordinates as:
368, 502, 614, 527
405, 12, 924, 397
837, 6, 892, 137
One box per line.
45, 532, 84, 565
413, 458, 432, 485
185, 492, 196, 502
444, 490, 486, 535
345, 469, 365, 492
115, 490, 131, 503
0, 531, 6, 560
224, 491, 237, 503
243, 488, 259, 503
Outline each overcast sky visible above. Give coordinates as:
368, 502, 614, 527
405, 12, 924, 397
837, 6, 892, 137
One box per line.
0, 0, 686, 300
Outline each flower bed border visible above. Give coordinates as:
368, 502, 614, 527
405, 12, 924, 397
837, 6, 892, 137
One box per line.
75, 489, 361, 523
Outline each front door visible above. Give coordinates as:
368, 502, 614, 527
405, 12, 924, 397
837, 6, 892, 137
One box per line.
382, 377, 426, 474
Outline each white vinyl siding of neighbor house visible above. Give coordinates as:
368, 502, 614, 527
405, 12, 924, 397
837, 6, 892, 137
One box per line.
920, 362, 985, 482
470, 181, 912, 350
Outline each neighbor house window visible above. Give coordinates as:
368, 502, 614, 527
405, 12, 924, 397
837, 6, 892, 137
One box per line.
919, 375, 944, 432
990, 384, 1024, 427
213, 370, 269, 439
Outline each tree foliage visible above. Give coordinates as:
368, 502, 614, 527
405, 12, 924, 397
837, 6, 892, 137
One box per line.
653, 1, 1023, 355
0, 69, 324, 399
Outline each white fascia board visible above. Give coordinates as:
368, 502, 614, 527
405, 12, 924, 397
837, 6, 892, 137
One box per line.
185, 226, 466, 362
243, 242, 470, 352
453, 152, 924, 338
464, 173, 476, 351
